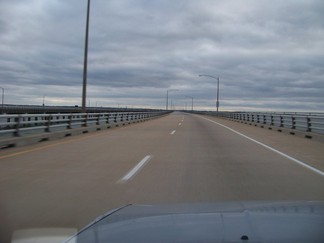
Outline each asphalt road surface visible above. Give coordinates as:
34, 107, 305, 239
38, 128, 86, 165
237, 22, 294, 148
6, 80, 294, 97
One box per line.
1, 112, 324, 242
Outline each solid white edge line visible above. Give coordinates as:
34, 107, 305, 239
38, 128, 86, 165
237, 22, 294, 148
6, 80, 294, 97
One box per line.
170, 130, 176, 135
118, 155, 152, 182
198, 115, 324, 177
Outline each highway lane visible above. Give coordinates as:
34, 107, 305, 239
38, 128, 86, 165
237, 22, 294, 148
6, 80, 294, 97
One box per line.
1, 112, 324, 242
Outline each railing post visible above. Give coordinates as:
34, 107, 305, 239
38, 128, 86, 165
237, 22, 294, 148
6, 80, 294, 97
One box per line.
271, 115, 274, 126
45, 114, 51, 132
306, 117, 311, 132
83, 113, 88, 127
291, 116, 296, 130
96, 113, 100, 125
14, 115, 22, 137
280, 115, 283, 127
67, 114, 72, 129
106, 114, 110, 124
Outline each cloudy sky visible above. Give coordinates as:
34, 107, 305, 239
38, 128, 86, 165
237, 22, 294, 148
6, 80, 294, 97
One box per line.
0, 0, 323, 111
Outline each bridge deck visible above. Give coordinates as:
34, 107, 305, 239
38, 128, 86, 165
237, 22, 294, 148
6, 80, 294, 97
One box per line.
0, 112, 323, 242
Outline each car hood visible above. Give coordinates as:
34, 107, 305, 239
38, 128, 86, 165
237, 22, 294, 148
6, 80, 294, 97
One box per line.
64, 201, 324, 243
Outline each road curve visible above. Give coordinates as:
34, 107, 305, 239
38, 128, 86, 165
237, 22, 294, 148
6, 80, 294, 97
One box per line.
1, 112, 324, 242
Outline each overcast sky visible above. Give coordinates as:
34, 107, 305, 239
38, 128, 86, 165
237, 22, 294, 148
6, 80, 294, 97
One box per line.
0, 0, 323, 111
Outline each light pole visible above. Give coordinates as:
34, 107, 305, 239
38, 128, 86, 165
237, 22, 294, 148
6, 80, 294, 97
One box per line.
82, 0, 91, 113
0, 86, 4, 113
198, 74, 220, 112
186, 96, 193, 112
166, 89, 179, 110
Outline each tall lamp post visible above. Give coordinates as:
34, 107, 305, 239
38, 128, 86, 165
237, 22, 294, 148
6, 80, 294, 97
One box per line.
186, 96, 193, 112
82, 0, 91, 113
198, 74, 220, 112
0, 86, 4, 114
166, 89, 179, 110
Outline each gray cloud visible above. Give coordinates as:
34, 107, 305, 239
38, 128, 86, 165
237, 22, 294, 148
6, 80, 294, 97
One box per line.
0, 0, 323, 111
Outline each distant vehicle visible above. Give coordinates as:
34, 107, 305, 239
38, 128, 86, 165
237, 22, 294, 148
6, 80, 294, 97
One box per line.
64, 201, 324, 243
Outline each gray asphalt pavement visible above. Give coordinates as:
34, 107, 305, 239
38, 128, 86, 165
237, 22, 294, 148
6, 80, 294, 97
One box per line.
1, 112, 324, 242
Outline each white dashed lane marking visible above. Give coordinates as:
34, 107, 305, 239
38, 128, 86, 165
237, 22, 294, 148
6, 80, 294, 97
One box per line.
118, 155, 152, 183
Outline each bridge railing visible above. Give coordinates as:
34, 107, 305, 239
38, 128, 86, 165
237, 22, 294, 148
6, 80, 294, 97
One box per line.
0, 111, 170, 138
195, 111, 324, 135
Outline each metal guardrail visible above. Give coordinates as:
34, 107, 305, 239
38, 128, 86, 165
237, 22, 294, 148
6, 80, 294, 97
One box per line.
0, 111, 170, 138
0, 104, 163, 114
194, 111, 324, 135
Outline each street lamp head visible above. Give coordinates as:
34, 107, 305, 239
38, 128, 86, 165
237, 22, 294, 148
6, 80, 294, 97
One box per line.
198, 74, 220, 112
198, 74, 218, 80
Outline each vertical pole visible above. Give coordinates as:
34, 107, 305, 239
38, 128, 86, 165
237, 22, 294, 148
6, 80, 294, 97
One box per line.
82, 0, 91, 113
191, 97, 193, 112
216, 77, 219, 112
166, 90, 169, 110
1, 87, 4, 114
